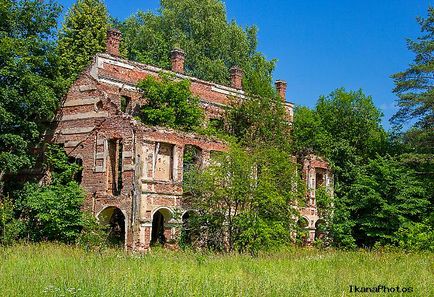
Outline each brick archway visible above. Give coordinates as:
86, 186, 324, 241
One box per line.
151, 207, 174, 246
97, 206, 126, 247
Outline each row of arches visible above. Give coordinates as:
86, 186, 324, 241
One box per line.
151, 208, 194, 245
298, 217, 326, 241
96, 206, 194, 247
97, 207, 326, 247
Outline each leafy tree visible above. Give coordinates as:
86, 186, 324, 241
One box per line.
57, 0, 109, 82
292, 106, 331, 155
227, 92, 292, 151
17, 145, 86, 243
295, 88, 386, 182
292, 89, 387, 248
120, 0, 276, 96
183, 144, 302, 255
348, 155, 429, 247
137, 74, 203, 131
315, 89, 386, 160
0, 0, 62, 196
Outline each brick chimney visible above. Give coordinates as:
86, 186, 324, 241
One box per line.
171, 48, 185, 74
106, 28, 122, 56
230, 66, 243, 89
275, 80, 287, 102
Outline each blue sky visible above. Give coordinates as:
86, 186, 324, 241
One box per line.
58, 0, 431, 128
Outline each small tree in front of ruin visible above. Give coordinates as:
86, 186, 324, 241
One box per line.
183, 83, 304, 254
183, 143, 303, 255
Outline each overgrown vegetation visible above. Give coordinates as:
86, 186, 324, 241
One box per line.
292, 88, 433, 250
0, 0, 432, 255
0, 243, 433, 297
184, 144, 303, 255
0, 145, 105, 247
177, 62, 300, 254
137, 74, 203, 131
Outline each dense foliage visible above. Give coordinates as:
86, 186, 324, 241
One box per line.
120, 0, 276, 97
137, 75, 203, 131
0, 145, 94, 245
227, 92, 291, 151
292, 88, 433, 249
17, 145, 86, 243
184, 144, 303, 255
0, 0, 62, 195
349, 156, 429, 247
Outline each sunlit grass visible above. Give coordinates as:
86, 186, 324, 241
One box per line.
0, 243, 432, 296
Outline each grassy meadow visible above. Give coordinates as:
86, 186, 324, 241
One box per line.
0, 243, 433, 297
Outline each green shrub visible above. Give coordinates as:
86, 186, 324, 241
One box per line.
19, 182, 85, 243
76, 212, 108, 252
16, 145, 87, 244
0, 197, 24, 245
393, 220, 434, 252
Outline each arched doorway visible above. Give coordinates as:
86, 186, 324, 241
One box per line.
297, 217, 309, 228
315, 219, 326, 240
296, 217, 310, 244
181, 211, 195, 246
98, 207, 126, 246
151, 208, 173, 246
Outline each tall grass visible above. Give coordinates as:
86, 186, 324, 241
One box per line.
0, 243, 432, 296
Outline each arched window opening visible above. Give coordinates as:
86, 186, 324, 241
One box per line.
181, 211, 195, 246
296, 217, 310, 244
297, 217, 309, 229
183, 145, 202, 173
68, 156, 83, 184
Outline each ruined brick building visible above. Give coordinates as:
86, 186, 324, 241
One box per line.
50, 29, 332, 250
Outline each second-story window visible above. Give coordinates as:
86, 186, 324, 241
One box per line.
68, 156, 83, 184
107, 139, 123, 195
316, 171, 324, 189
183, 145, 202, 174
120, 95, 132, 114
208, 118, 224, 133
154, 143, 174, 181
